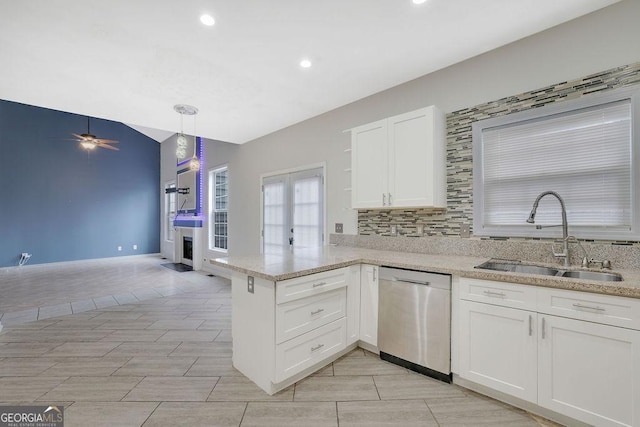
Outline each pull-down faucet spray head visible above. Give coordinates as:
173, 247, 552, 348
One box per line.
526, 209, 536, 224
526, 201, 539, 224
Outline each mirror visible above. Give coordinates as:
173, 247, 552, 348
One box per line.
177, 169, 197, 213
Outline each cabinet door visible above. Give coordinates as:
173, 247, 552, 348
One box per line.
351, 119, 388, 209
459, 300, 537, 403
388, 106, 446, 208
538, 315, 640, 427
346, 265, 361, 346
359, 265, 379, 347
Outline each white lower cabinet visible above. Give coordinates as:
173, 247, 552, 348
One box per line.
232, 267, 358, 395
359, 264, 378, 347
458, 277, 640, 427
538, 314, 640, 427
458, 300, 537, 403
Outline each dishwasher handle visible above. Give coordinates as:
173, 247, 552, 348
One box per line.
392, 277, 430, 286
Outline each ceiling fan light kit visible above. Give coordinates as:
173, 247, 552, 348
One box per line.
80, 141, 97, 150
72, 117, 119, 152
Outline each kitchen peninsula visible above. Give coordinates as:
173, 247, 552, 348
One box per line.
213, 244, 640, 426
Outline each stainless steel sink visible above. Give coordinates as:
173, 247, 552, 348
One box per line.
560, 270, 623, 282
475, 259, 623, 281
475, 260, 559, 276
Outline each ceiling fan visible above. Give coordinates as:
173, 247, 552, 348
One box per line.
71, 117, 119, 151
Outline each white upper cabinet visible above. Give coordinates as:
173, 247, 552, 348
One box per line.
351, 106, 446, 209
351, 119, 388, 208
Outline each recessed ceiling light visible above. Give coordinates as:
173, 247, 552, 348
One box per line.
200, 14, 215, 26
300, 59, 312, 69
412, 0, 428, 4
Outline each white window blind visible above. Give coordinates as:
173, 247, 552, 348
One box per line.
474, 90, 637, 239
209, 166, 228, 252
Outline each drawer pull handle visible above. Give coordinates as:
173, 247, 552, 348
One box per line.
311, 344, 324, 352
483, 290, 506, 298
572, 303, 605, 312
311, 308, 325, 315
312, 282, 327, 288
542, 317, 546, 339
529, 315, 533, 336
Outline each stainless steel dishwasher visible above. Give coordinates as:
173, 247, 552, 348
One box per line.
378, 267, 452, 382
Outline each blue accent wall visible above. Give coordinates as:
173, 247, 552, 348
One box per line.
0, 99, 160, 267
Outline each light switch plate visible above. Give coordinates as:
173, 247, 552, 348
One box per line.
390, 224, 397, 236
247, 276, 254, 293
335, 223, 343, 233
460, 223, 471, 238
416, 225, 424, 235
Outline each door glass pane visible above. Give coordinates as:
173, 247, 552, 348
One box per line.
293, 175, 321, 249
263, 180, 286, 253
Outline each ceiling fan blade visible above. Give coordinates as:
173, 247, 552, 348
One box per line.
96, 138, 119, 144
98, 143, 119, 151
71, 133, 85, 140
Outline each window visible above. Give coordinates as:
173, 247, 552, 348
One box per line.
209, 166, 228, 252
262, 167, 324, 253
165, 181, 176, 242
473, 87, 640, 240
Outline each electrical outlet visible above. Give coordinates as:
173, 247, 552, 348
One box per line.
390, 224, 397, 236
460, 223, 471, 238
117, 246, 122, 251
133, 244, 137, 250
416, 225, 424, 235
335, 223, 343, 233
247, 276, 254, 293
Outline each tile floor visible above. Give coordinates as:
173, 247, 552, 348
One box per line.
0, 256, 560, 426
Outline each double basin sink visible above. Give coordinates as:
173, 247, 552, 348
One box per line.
476, 260, 622, 282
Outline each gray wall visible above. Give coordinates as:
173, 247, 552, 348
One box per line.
226, 0, 640, 256
159, 0, 640, 258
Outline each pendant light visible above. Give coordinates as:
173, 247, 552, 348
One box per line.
176, 111, 188, 160
173, 104, 199, 170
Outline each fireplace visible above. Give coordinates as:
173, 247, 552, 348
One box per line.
174, 226, 202, 270
183, 236, 193, 261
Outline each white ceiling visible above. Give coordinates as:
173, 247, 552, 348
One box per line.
0, 0, 620, 144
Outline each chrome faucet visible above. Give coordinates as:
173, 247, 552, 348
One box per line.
526, 191, 570, 268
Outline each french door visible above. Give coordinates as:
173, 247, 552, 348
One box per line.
262, 167, 324, 253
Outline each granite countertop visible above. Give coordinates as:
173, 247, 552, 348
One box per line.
211, 245, 640, 299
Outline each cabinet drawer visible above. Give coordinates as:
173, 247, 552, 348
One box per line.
276, 287, 347, 344
537, 287, 640, 330
459, 277, 537, 311
275, 317, 346, 383
276, 268, 348, 304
